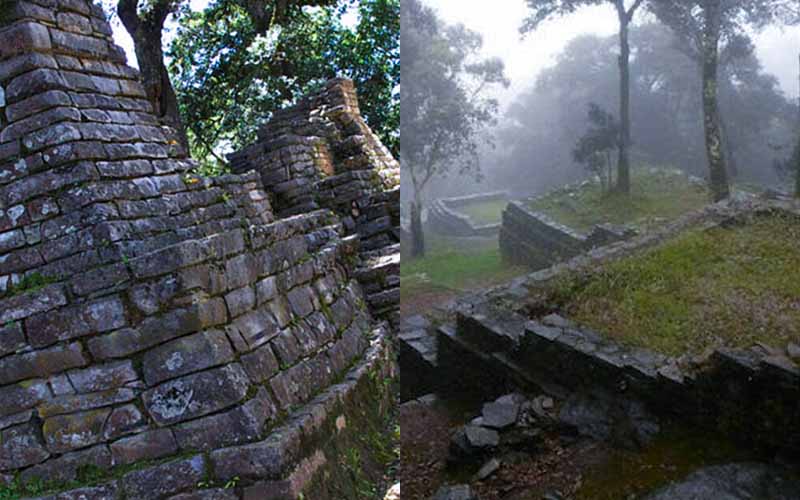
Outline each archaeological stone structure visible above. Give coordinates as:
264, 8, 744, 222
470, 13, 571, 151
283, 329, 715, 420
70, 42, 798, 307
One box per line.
427, 191, 508, 237
0, 2, 396, 498
403, 197, 800, 455
499, 199, 634, 269
229, 78, 400, 328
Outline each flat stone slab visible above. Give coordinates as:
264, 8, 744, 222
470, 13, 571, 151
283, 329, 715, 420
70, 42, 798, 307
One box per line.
464, 425, 499, 448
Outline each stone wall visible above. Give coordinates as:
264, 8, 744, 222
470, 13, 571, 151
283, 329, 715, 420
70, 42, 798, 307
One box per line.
405, 198, 800, 455
0, 2, 395, 498
427, 191, 507, 237
229, 79, 400, 327
499, 200, 633, 269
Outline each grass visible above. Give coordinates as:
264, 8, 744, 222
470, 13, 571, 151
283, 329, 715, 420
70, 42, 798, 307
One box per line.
401, 232, 525, 303
527, 169, 710, 232
547, 213, 800, 356
457, 199, 508, 226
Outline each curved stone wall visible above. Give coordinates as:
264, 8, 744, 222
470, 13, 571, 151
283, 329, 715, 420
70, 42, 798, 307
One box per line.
0, 2, 394, 498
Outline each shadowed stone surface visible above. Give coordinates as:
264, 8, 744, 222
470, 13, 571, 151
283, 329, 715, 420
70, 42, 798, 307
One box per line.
642, 463, 800, 500
0, 1, 398, 498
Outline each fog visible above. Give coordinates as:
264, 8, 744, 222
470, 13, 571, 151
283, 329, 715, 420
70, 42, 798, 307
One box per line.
401, 0, 800, 207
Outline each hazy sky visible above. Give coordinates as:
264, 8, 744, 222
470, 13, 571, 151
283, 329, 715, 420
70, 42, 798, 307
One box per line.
425, 0, 800, 105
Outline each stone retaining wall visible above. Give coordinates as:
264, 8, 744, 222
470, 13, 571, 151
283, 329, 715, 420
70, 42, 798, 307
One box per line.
427, 191, 508, 237
499, 200, 633, 269
407, 198, 800, 455
0, 2, 395, 498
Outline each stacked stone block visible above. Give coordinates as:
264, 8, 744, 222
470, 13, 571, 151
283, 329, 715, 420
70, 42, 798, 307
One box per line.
427, 191, 508, 237
0, 2, 394, 498
229, 78, 400, 327
499, 201, 633, 269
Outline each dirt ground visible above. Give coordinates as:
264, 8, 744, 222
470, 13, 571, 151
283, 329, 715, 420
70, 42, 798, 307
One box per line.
400, 399, 614, 500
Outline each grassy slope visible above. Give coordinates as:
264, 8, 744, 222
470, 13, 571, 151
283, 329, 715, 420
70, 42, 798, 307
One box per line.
551, 214, 800, 356
527, 170, 710, 232
400, 233, 524, 304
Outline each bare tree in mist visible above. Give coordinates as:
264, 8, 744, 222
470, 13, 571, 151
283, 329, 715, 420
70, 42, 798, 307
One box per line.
521, 0, 648, 196
652, 0, 790, 202
401, 0, 508, 257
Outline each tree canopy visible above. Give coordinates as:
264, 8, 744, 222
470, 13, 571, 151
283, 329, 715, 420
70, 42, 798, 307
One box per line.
168, 0, 399, 169
400, 0, 508, 256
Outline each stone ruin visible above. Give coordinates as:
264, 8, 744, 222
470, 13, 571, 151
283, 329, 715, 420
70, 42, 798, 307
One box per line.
427, 191, 508, 238
499, 199, 634, 270
403, 197, 800, 457
229, 78, 400, 328
0, 2, 396, 498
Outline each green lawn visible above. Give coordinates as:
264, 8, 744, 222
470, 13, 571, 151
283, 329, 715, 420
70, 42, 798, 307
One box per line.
549, 213, 800, 356
401, 233, 524, 303
527, 169, 710, 232
457, 199, 508, 226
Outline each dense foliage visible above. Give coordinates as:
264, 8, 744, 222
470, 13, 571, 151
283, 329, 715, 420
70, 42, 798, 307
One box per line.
168, 0, 399, 169
573, 103, 620, 192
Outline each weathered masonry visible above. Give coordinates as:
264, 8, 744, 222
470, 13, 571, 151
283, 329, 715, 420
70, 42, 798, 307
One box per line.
229, 79, 400, 328
0, 2, 396, 499
403, 198, 800, 455
427, 191, 508, 237
499, 200, 633, 269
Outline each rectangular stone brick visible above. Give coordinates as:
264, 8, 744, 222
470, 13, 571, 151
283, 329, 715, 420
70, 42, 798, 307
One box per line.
0, 321, 26, 358
67, 360, 138, 393
6, 68, 67, 102
240, 343, 280, 383
0, 21, 51, 61
49, 28, 110, 59
0, 283, 66, 325
20, 444, 112, 486
0, 379, 49, 417
173, 388, 275, 451
209, 429, 300, 482
231, 308, 279, 350
142, 364, 249, 426
121, 456, 206, 500
0, 53, 57, 87
0, 342, 88, 385
42, 408, 111, 453
0, 421, 50, 471
88, 298, 226, 359
142, 329, 234, 386
38, 388, 136, 418
110, 428, 178, 465
26, 295, 126, 347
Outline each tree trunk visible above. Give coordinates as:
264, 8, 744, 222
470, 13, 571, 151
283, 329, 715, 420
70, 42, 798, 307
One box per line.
615, 5, 631, 194
701, 0, 730, 202
410, 197, 425, 258
118, 0, 189, 155
796, 52, 799, 198
718, 108, 738, 179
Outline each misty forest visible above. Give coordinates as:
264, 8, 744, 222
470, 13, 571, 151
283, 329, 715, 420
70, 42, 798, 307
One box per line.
399, 0, 800, 499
